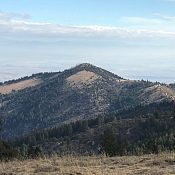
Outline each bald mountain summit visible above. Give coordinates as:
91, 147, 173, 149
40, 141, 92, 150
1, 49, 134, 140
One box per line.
0, 63, 175, 140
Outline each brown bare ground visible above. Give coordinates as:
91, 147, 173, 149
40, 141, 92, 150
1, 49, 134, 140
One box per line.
66, 70, 100, 87
0, 153, 175, 175
0, 78, 42, 94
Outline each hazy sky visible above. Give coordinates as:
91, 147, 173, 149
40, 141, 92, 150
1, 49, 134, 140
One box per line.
0, 0, 175, 83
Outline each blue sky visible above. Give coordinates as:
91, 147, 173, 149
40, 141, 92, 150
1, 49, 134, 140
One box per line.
0, 0, 175, 83
1, 0, 175, 26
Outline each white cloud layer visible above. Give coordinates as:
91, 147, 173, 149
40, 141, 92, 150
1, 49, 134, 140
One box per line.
1, 11, 175, 83
0, 11, 30, 21
0, 11, 175, 41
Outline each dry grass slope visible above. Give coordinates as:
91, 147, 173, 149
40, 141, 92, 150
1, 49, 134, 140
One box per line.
0, 153, 175, 175
66, 70, 100, 87
0, 78, 42, 94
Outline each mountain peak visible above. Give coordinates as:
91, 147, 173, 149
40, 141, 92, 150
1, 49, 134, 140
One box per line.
71, 63, 123, 80
74, 63, 96, 70
1, 63, 175, 139
77, 63, 93, 67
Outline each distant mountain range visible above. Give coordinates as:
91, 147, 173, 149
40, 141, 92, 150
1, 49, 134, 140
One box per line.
0, 63, 175, 139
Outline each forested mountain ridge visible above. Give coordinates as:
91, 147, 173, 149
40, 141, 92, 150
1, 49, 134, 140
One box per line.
0, 63, 175, 139
14, 101, 175, 156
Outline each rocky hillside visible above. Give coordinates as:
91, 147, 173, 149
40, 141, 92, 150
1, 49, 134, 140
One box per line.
0, 63, 175, 138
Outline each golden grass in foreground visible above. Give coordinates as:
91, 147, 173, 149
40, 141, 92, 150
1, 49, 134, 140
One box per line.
0, 153, 175, 175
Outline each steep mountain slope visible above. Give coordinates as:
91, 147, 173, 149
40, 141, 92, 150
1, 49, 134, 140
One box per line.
14, 101, 175, 156
0, 63, 175, 139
